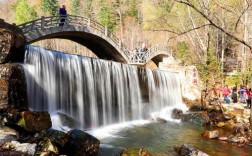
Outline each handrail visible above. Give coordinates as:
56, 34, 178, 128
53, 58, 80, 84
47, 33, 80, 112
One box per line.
18, 15, 173, 64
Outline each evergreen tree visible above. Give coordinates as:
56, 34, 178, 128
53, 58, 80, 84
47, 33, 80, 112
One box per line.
14, 0, 38, 24
41, 0, 59, 16
71, 0, 80, 15
98, 0, 117, 32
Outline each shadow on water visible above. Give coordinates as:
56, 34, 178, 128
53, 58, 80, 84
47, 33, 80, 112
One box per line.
98, 122, 252, 156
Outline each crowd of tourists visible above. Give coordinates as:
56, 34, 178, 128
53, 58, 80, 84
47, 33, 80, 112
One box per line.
214, 85, 251, 109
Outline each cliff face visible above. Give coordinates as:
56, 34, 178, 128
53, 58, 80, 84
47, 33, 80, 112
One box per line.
0, 19, 26, 64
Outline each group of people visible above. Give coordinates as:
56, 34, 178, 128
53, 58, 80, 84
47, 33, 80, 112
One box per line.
214, 85, 251, 109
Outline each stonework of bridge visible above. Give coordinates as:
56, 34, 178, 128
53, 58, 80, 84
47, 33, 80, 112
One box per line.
18, 15, 174, 65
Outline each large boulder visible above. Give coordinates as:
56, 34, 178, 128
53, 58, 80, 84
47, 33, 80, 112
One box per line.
0, 19, 26, 64
0, 64, 28, 111
64, 129, 100, 156
181, 111, 210, 126
171, 108, 183, 119
17, 111, 52, 132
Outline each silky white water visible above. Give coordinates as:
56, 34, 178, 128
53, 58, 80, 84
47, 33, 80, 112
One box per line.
23, 45, 184, 129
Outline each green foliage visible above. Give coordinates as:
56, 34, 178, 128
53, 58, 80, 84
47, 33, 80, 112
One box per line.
225, 75, 241, 86
71, 0, 80, 15
14, 0, 38, 24
98, 0, 118, 32
127, 0, 138, 17
176, 41, 189, 61
41, 0, 59, 16
196, 51, 222, 88
82, 0, 94, 18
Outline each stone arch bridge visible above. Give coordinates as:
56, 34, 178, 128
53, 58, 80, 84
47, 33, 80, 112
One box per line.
18, 15, 174, 65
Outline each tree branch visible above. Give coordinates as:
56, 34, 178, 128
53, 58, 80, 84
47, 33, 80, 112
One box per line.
150, 23, 211, 35
175, 0, 252, 50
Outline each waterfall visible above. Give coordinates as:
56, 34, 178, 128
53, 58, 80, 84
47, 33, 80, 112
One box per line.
23, 45, 183, 129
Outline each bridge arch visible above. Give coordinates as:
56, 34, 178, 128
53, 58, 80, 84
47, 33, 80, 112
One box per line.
18, 15, 131, 63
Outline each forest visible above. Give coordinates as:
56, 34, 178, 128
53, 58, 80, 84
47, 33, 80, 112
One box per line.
1, 0, 252, 87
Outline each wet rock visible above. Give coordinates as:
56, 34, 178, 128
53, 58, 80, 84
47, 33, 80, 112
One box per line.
36, 129, 69, 147
57, 112, 76, 128
64, 129, 100, 156
155, 117, 167, 123
119, 147, 152, 156
228, 135, 240, 143
218, 137, 228, 141
0, 126, 19, 146
35, 138, 59, 155
181, 111, 210, 126
174, 144, 209, 156
1, 141, 36, 155
18, 111, 52, 132
0, 19, 26, 64
0, 64, 28, 111
202, 130, 219, 139
171, 108, 183, 119
188, 104, 204, 112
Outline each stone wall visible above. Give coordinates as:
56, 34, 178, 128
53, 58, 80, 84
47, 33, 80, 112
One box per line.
0, 19, 26, 64
0, 64, 28, 111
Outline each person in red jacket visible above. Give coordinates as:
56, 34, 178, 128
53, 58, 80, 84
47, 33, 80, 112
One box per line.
221, 85, 231, 104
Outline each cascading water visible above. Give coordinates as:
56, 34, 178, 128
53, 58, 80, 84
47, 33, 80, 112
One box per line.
23, 45, 185, 129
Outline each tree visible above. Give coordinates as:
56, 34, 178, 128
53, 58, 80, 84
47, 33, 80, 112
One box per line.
41, 0, 58, 16
71, 0, 80, 15
14, 0, 38, 24
97, 0, 118, 32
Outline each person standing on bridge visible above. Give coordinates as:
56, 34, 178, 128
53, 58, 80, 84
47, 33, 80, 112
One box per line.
59, 5, 67, 26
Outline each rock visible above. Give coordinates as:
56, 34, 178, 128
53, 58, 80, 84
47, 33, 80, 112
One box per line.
36, 129, 69, 147
64, 129, 100, 156
228, 136, 240, 143
57, 112, 76, 128
225, 119, 235, 130
181, 111, 210, 126
217, 122, 225, 128
218, 137, 228, 141
202, 130, 219, 139
232, 107, 244, 117
1, 141, 36, 155
119, 147, 152, 156
35, 138, 59, 155
18, 111, 52, 132
0, 64, 28, 111
174, 144, 209, 156
155, 117, 167, 123
188, 104, 203, 112
232, 124, 245, 136
0, 126, 19, 146
0, 19, 26, 64
171, 108, 183, 119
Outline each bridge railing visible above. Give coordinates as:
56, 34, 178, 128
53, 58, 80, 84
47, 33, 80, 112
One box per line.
18, 16, 171, 63
128, 45, 173, 64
